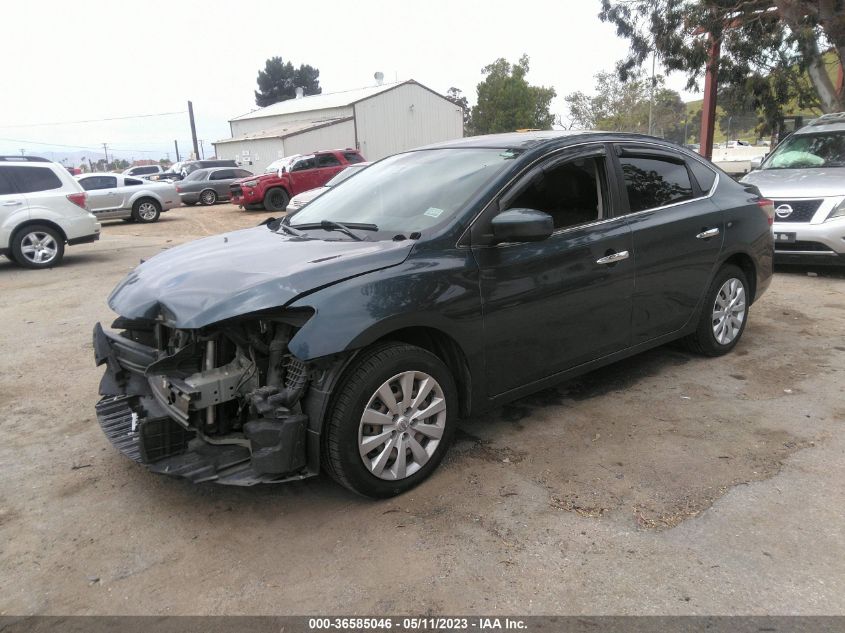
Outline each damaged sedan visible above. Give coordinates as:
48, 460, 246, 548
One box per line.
94, 131, 774, 498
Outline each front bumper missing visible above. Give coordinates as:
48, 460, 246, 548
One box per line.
93, 323, 312, 486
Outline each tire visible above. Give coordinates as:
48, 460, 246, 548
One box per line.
11, 224, 65, 269
323, 342, 457, 498
685, 264, 750, 356
132, 198, 161, 223
199, 189, 217, 206
263, 188, 289, 212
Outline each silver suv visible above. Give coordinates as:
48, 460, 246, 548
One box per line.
0, 156, 100, 269
742, 112, 845, 264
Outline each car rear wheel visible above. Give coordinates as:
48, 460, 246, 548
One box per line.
11, 225, 65, 269
323, 342, 457, 498
132, 199, 161, 223
199, 190, 217, 206
686, 264, 749, 356
263, 188, 289, 212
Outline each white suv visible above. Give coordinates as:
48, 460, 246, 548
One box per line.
0, 156, 101, 269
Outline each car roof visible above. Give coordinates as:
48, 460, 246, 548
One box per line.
416, 130, 671, 151
797, 112, 845, 134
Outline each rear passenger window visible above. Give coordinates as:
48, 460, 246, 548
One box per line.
10, 166, 63, 193
687, 160, 717, 193
619, 157, 694, 212
316, 154, 341, 167
124, 178, 144, 186
0, 168, 16, 195
343, 152, 364, 164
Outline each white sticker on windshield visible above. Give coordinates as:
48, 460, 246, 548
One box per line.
424, 207, 444, 218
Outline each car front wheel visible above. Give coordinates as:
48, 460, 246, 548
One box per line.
11, 225, 65, 269
263, 188, 289, 212
686, 264, 750, 356
323, 342, 457, 498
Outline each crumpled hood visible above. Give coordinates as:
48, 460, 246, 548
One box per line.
741, 167, 845, 198
108, 226, 414, 328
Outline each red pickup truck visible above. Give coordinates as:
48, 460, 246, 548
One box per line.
230, 149, 365, 211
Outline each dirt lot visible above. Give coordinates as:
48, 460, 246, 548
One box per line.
1, 204, 843, 615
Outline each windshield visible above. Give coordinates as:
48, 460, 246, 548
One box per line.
288, 148, 521, 234
325, 163, 368, 187
763, 131, 845, 169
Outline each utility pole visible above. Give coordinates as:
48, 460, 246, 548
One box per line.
102, 143, 109, 171
699, 35, 720, 160
19, 148, 25, 156
174, 139, 181, 162
188, 101, 199, 159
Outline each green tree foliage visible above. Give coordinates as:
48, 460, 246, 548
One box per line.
599, 0, 845, 133
255, 56, 322, 107
471, 55, 556, 134
446, 87, 472, 133
564, 71, 687, 142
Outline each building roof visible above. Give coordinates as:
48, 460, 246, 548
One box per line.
231, 80, 413, 122
214, 117, 353, 145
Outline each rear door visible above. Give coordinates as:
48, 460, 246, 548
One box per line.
209, 169, 235, 196
0, 167, 29, 236
471, 143, 635, 396
314, 152, 345, 186
610, 144, 724, 344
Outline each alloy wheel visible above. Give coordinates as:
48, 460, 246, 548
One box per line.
20, 231, 58, 265
712, 277, 746, 345
358, 371, 447, 481
137, 202, 158, 220
201, 191, 216, 205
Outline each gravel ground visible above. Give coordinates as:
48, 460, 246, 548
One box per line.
0, 204, 843, 615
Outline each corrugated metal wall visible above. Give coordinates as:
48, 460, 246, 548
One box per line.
282, 119, 356, 157
213, 137, 286, 174
354, 83, 463, 160
230, 106, 353, 137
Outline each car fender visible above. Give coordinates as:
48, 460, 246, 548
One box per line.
128, 190, 164, 208
286, 250, 484, 366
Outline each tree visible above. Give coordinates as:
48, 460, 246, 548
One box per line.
598, 0, 845, 133
446, 87, 472, 133
254, 56, 322, 107
470, 55, 556, 134
563, 70, 687, 142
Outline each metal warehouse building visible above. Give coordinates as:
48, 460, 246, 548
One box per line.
213, 80, 463, 173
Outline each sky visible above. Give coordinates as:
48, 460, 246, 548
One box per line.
0, 0, 702, 164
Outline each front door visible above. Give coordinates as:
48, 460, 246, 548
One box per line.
471, 145, 635, 397
611, 144, 725, 344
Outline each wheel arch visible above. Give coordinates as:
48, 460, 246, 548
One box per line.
10, 219, 68, 244
720, 251, 757, 303
132, 195, 162, 209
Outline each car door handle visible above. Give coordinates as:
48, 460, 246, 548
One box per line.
696, 228, 720, 239
2, 200, 23, 206
596, 250, 630, 265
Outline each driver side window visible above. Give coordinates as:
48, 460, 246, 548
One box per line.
505, 155, 607, 230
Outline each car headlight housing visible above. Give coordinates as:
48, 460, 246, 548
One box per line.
243, 180, 258, 187
827, 199, 845, 221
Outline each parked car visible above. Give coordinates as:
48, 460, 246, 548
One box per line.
180, 159, 239, 177
123, 165, 164, 178
742, 111, 845, 264
175, 167, 255, 206
93, 131, 774, 497
76, 173, 179, 223
230, 148, 366, 211
286, 162, 370, 212
0, 156, 100, 269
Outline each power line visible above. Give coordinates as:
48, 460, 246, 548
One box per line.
0, 136, 189, 154
0, 110, 187, 129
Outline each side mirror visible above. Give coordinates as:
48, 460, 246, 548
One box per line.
491, 208, 554, 244
750, 156, 763, 170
